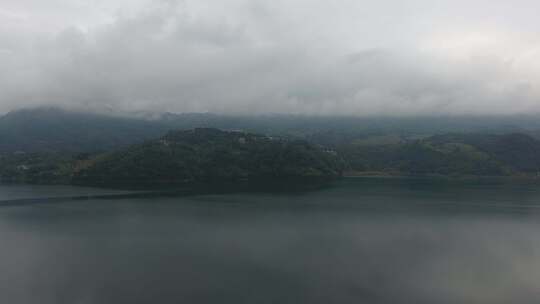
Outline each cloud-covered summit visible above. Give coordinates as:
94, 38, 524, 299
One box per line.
1, 0, 540, 115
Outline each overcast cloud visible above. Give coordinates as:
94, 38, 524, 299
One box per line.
1, 0, 540, 115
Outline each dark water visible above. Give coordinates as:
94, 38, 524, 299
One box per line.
1, 178, 540, 304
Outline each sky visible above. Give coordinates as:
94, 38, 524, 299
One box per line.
1, 0, 540, 115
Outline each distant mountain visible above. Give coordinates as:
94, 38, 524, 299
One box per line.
160, 112, 540, 144
0, 107, 168, 153
3, 106, 540, 153
428, 133, 540, 173
340, 132, 540, 176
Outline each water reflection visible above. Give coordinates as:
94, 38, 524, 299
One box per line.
0, 178, 540, 303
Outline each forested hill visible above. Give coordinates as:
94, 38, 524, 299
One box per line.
71, 128, 343, 189
339, 133, 540, 177
4, 128, 540, 185
4, 107, 540, 183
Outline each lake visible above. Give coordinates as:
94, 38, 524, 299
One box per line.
1, 177, 540, 304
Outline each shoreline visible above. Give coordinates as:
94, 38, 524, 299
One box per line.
343, 172, 540, 183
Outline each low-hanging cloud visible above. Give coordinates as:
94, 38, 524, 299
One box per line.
1, 0, 540, 115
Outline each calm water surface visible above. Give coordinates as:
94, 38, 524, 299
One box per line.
1, 178, 540, 304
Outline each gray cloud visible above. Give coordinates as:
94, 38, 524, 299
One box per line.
1, 0, 540, 115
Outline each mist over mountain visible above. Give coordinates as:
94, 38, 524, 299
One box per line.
0, 107, 167, 153
2, 107, 540, 154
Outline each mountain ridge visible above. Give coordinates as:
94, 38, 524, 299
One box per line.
4, 107, 540, 153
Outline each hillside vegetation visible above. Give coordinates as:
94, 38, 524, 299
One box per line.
339, 133, 540, 177
0, 128, 343, 189
3, 108, 540, 185
72, 128, 343, 189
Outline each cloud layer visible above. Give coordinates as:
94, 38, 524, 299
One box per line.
1, 0, 540, 115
